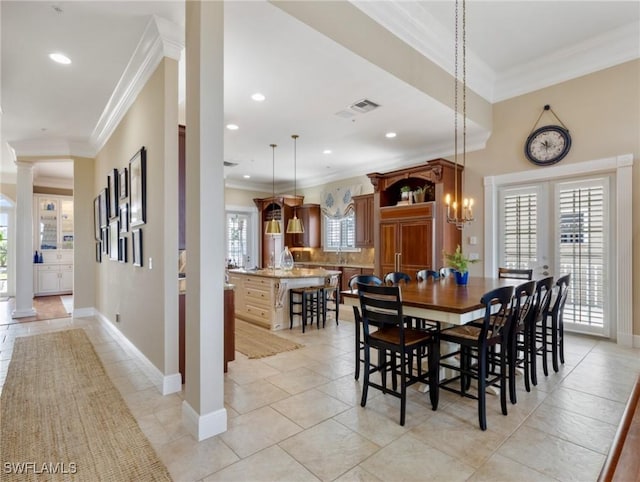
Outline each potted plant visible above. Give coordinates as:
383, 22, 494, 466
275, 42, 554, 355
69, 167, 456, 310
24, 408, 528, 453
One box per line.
400, 185, 412, 202
413, 186, 426, 203
443, 245, 479, 285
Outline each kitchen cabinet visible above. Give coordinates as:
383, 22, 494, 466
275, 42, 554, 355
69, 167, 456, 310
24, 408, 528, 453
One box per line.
34, 263, 73, 295
353, 194, 374, 247
286, 204, 321, 248
254, 195, 303, 267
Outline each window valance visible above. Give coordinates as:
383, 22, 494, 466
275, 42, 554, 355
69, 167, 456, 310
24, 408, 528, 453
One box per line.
320, 184, 362, 219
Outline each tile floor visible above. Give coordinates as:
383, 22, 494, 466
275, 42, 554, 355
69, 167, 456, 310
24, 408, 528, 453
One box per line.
1, 314, 638, 482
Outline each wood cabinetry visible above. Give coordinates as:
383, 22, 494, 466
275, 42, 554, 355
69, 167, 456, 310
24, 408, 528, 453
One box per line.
353, 194, 374, 247
285, 204, 321, 248
368, 159, 462, 277
228, 273, 275, 329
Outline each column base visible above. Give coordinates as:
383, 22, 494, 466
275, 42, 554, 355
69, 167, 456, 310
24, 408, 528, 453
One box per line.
11, 308, 37, 318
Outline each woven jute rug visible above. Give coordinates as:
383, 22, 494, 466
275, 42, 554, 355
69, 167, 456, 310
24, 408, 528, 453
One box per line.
0, 329, 172, 481
235, 320, 303, 359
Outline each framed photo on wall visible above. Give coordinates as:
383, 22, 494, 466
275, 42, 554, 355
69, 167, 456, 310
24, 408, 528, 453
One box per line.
99, 189, 108, 228
118, 236, 127, 263
119, 167, 128, 199
93, 196, 101, 240
96, 242, 102, 263
101, 227, 109, 254
108, 168, 118, 219
132, 229, 143, 267
119, 203, 129, 233
129, 147, 147, 227
109, 220, 119, 260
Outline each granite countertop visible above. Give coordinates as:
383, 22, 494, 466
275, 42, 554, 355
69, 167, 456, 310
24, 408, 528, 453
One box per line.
294, 261, 375, 270
229, 267, 341, 279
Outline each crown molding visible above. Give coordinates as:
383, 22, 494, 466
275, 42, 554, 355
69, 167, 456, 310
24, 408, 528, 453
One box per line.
9, 139, 94, 159
90, 15, 184, 154
495, 21, 640, 102
33, 175, 73, 190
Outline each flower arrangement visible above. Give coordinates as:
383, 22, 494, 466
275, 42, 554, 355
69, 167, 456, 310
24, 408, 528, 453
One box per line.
443, 245, 478, 274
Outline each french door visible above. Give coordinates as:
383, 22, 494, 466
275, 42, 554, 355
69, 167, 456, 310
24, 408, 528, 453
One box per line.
498, 176, 612, 337
225, 212, 253, 269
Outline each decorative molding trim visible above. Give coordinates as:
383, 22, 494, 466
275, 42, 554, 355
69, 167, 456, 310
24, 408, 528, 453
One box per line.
10, 139, 94, 159
96, 311, 181, 395
90, 16, 184, 155
182, 401, 227, 441
484, 154, 634, 346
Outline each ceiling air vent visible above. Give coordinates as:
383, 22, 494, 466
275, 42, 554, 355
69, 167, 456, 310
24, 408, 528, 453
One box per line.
349, 98, 380, 113
223, 161, 238, 167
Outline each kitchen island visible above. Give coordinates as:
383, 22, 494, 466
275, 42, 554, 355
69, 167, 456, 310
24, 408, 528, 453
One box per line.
228, 267, 341, 331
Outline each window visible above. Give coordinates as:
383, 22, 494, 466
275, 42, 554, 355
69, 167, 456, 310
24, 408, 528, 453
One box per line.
226, 213, 249, 268
324, 212, 356, 251
499, 186, 538, 269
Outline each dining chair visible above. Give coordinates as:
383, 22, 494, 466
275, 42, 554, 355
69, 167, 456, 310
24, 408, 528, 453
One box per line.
321, 273, 340, 327
384, 272, 412, 286
416, 269, 439, 281
547, 273, 571, 372
439, 267, 456, 278
528, 276, 554, 384
507, 279, 536, 404
439, 285, 514, 430
498, 267, 533, 280
350, 274, 383, 380
357, 283, 439, 426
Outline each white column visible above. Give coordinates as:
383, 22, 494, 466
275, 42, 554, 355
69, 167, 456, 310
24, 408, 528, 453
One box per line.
13, 161, 36, 318
181, 0, 227, 440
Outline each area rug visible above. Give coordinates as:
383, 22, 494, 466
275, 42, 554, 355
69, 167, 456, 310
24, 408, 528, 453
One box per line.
0, 329, 171, 481
235, 319, 303, 359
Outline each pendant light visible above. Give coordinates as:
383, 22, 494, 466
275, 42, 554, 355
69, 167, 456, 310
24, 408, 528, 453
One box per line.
445, 0, 474, 230
286, 134, 305, 234
265, 144, 282, 235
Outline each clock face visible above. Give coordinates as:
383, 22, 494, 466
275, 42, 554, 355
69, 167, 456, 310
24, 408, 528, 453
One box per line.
525, 125, 571, 166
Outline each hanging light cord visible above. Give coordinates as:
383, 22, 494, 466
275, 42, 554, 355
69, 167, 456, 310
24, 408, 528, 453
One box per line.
270, 144, 276, 199
292, 135, 298, 211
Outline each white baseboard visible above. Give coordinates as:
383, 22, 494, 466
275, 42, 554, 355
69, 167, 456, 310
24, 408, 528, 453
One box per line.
633, 334, 640, 349
11, 308, 37, 318
182, 400, 227, 441
95, 311, 181, 395
72, 307, 95, 318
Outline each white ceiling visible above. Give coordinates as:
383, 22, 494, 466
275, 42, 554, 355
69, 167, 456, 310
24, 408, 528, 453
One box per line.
1, 1, 638, 190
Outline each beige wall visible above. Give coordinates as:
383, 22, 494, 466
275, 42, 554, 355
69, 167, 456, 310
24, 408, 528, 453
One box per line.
0, 183, 16, 202
72, 156, 95, 312
461, 59, 639, 334
94, 58, 179, 373
298, 174, 374, 204
225, 187, 271, 207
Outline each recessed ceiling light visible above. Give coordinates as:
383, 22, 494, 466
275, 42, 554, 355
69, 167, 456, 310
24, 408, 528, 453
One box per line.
226, 124, 239, 130
49, 52, 71, 65
243, 174, 251, 179
385, 132, 397, 138
251, 93, 265, 102
323, 149, 332, 155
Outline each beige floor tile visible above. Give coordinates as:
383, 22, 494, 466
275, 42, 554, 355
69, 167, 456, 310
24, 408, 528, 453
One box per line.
225, 358, 282, 385
156, 434, 238, 482
560, 368, 634, 403
203, 445, 319, 482
334, 405, 413, 446
122, 387, 183, 419
267, 366, 331, 394
224, 378, 290, 414
525, 401, 617, 454
360, 433, 475, 481
497, 425, 605, 481
271, 388, 350, 428
333, 465, 383, 482
467, 453, 558, 482
316, 374, 374, 406
543, 387, 625, 426
261, 349, 316, 372
220, 406, 303, 458
280, 419, 380, 481
306, 356, 356, 380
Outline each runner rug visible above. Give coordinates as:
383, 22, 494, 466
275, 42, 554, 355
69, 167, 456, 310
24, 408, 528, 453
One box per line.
235, 319, 303, 359
0, 330, 171, 481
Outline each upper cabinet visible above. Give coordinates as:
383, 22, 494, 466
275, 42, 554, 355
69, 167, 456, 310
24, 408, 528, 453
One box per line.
34, 195, 74, 255
286, 204, 321, 248
353, 194, 374, 248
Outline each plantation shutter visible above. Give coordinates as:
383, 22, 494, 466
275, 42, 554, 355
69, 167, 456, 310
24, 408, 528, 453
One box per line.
499, 186, 538, 269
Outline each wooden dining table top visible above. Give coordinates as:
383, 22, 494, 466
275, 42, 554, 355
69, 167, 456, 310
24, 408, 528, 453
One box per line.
341, 276, 516, 325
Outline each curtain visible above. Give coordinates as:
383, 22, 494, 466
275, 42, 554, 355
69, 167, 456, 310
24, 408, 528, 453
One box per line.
320, 184, 362, 219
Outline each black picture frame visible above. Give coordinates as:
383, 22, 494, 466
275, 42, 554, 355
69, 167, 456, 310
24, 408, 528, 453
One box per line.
108, 168, 118, 219
119, 167, 128, 199
109, 220, 119, 260
96, 242, 102, 263
129, 147, 147, 227
132, 229, 143, 267
93, 196, 101, 240
99, 189, 108, 228
119, 203, 129, 233
101, 227, 109, 254
118, 236, 127, 263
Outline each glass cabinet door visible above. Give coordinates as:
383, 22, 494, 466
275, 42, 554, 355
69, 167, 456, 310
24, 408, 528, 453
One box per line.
60, 199, 74, 249
38, 198, 58, 250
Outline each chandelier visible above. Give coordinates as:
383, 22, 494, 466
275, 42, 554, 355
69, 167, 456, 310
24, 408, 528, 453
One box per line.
445, 0, 474, 230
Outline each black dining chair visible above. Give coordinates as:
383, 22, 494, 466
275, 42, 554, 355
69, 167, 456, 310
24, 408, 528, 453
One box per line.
498, 267, 533, 280
357, 283, 439, 426
529, 276, 554, 384
507, 279, 536, 404
548, 273, 571, 372
439, 267, 455, 278
439, 285, 514, 430
350, 274, 383, 380
416, 269, 439, 281
384, 272, 412, 286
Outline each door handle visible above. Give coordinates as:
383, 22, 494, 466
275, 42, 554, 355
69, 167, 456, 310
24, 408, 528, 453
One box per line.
543, 271, 549, 276
543, 265, 549, 269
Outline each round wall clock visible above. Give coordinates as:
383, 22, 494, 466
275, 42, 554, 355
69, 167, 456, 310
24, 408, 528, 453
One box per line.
524, 125, 571, 166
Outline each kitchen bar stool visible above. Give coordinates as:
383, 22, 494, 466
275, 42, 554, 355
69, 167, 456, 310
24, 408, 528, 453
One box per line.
289, 286, 323, 333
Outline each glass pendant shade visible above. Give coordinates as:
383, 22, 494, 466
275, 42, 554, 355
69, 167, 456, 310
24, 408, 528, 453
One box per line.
286, 134, 305, 234
286, 215, 304, 234
265, 219, 281, 235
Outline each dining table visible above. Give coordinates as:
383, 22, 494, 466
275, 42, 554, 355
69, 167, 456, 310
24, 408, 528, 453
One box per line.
341, 276, 516, 325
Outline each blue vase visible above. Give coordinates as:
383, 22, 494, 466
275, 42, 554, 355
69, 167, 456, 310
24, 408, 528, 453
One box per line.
455, 270, 469, 285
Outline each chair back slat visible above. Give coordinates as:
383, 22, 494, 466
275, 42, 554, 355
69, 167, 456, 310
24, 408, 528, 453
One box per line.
551, 273, 571, 316
498, 267, 534, 280
349, 274, 382, 291
511, 280, 537, 333
357, 283, 405, 342
532, 276, 554, 324
480, 285, 515, 341
383, 272, 412, 286
416, 269, 440, 281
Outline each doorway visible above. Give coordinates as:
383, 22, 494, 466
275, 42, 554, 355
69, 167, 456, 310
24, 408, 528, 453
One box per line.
225, 206, 258, 269
0, 194, 15, 298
